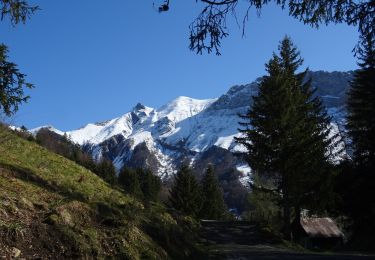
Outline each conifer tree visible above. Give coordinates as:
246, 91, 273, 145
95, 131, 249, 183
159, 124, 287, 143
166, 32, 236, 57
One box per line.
199, 165, 226, 220
345, 35, 375, 247
0, 1, 37, 117
247, 172, 281, 228
0, 44, 33, 116
236, 36, 336, 239
169, 164, 201, 218
118, 167, 142, 198
137, 168, 162, 202
347, 35, 375, 169
96, 159, 117, 185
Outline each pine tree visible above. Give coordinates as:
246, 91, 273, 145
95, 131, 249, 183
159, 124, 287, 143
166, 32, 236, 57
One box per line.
236, 36, 336, 239
118, 167, 142, 198
345, 35, 375, 248
169, 164, 202, 218
137, 168, 162, 202
0, 44, 34, 116
347, 35, 375, 169
96, 159, 117, 185
246, 172, 281, 229
199, 165, 226, 220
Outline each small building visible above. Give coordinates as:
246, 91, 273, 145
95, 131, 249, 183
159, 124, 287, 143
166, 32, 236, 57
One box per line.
292, 217, 344, 249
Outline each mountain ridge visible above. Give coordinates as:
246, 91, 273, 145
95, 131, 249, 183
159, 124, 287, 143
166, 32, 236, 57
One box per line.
30, 70, 353, 182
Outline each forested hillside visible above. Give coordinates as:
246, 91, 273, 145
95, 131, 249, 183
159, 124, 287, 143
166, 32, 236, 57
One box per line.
0, 127, 201, 259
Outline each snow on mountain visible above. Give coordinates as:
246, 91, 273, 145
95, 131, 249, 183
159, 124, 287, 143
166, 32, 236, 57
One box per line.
30, 71, 353, 181
161, 106, 246, 153
65, 104, 154, 145
237, 164, 252, 188
30, 125, 64, 136
156, 96, 216, 123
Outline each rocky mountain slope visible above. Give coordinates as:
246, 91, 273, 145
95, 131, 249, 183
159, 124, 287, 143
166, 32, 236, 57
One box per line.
31, 71, 353, 185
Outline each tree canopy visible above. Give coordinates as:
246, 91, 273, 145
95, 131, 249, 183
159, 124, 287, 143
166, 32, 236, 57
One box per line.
343, 35, 375, 247
3, 0, 372, 55
159, 0, 374, 55
236, 36, 338, 239
0, 0, 38, 25
0, 44, 33, 116
347, 34, 375, 168
169, 164, 202, 217
0, 0, 37, 117
199, 165, 226, 219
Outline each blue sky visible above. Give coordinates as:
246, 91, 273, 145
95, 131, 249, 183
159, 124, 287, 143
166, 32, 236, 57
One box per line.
1, 1, 359, 130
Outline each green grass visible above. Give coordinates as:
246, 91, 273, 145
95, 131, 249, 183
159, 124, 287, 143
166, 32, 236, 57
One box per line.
0, 128, 199, 259
0, 130, 136, 205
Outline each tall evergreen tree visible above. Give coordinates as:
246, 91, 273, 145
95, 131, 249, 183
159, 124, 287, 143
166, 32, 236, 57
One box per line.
236, 36, 336, 239
169, 164, 201, 218
118, 167, 143, 198
246, 172, 281, 228
0, 44, 33, 116
344, 35, 375, 248
96, 159, 117, 185
137, 168, 162, 202
199, 165, 226, 220
347, 35, 375, 169
0, 0, 37, 117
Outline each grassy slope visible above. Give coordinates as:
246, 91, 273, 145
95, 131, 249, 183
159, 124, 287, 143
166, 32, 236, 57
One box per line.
0, 129, 197, 259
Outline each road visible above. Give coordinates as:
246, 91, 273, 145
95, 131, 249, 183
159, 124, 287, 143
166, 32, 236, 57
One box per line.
199, 220, 375, 259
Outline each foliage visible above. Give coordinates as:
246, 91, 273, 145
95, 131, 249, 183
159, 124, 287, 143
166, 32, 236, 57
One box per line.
0, 44, 33, 116
334, 161, 375, 250
199, 165, 226, 220
0, 127, 201, 258
347, 34, 375, 169
243, 173, 282, 232
142, 203, 204, 259
137, 168, 162, 202
169, 164, 202, 218
0, 0, 38, 25
118, 167, 162, 202
118, 167, 143, 198
236, 36, 337, 239
340, 34, 375, 250
96, 158, 117, 186
159, 0, 374, 55
219, 168, 248, 213
0, 0, 37, 117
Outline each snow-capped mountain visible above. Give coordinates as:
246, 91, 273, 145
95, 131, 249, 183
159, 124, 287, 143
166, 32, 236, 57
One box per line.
31, 71, 353, 182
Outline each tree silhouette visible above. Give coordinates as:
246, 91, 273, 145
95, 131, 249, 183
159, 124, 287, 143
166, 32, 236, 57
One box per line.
236, 36, 338, 239
158, 0, 374, 55
0, 0, 37, 117
169, 164, 202, 217
199, 165, 226, 219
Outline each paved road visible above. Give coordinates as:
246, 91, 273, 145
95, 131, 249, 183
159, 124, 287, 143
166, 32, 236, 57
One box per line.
200, 220, 375, 259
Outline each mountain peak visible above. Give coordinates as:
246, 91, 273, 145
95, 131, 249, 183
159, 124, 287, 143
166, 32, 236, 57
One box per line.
28, 71, 351, 177
30, 125, 63, 136
133, 102, 146, 111
157, 96, 217, 123
131, 103, 154, 120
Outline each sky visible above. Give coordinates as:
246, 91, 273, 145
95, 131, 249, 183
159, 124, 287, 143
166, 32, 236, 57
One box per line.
1, 0, 359, 131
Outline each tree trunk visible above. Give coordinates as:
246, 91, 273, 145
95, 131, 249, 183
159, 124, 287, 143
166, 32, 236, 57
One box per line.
283, 194, 291, 240
294, 206, 301, 223
292, 206, 301, 241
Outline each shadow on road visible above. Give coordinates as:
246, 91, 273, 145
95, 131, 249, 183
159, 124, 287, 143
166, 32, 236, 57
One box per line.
200, 220, 375, 259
